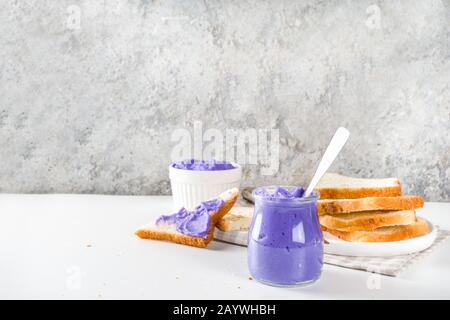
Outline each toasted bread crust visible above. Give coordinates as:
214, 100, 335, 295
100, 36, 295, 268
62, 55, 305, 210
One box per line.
323, 217, 430, 242
135, 228, 210, 247
135, 188, 239, 248
316, 185, 401, 199
211, 189, 240, 225
318, 195, 424, 215
319, 210, 416, 232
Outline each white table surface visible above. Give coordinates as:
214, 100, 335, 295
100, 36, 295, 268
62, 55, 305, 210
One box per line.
0, 194, 449, 300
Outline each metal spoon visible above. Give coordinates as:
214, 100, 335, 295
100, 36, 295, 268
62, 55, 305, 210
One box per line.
304, 127, 350, 197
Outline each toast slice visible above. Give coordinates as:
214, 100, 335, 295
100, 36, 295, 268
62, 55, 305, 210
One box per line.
316, 173, 401, 199
217, 206, 254, 232
135, 188, 239, 248
323, 217, 430, 242
317, 195, 424, 215
319, 210, 417, 232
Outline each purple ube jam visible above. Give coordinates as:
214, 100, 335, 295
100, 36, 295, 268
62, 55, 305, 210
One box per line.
248, 186, 323, 286
156, 198, 224, 238
171, 159, 236, 171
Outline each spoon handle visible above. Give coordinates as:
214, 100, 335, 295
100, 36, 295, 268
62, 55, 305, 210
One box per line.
304, 127, 350, 197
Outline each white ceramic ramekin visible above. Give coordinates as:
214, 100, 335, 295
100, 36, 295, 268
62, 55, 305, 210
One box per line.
169, 163, 242, 210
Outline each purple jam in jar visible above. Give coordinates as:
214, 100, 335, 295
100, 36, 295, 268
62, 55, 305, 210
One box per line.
248, 186, 323, 287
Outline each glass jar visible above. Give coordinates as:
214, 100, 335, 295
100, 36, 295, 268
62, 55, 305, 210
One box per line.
248, 186, 323, 287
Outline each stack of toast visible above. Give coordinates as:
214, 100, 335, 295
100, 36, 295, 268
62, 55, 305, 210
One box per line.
217, 173, 430, 243
317, 173, 429, 242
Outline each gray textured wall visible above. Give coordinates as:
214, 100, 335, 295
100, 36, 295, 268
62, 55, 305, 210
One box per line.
0, 0, 449, 201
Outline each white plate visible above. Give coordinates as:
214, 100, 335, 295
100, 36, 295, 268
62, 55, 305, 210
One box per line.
323, 221, 437, 257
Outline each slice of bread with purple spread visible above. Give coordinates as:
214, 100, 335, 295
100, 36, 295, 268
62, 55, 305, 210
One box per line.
135, 188, 239, 248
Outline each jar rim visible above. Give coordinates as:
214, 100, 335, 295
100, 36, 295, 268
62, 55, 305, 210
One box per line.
252, 186, 320, 203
